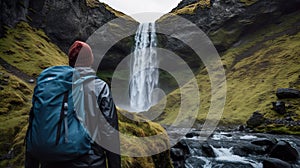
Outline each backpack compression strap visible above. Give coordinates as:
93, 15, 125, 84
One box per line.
55, 91, 69, 145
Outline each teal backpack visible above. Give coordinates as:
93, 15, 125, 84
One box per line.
26, 66, 97, 162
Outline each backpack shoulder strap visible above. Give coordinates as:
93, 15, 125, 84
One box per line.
55, 91, 69, 145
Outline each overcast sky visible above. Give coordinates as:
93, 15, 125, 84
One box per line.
99, 0, 182, 22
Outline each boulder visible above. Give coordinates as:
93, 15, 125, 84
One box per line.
272, 101, 286, 114
213, 161, 253, 168
251, 138, 277, 153
185, 131, 199, 138
246, 111, 265, 128
269, 140, 299, 163
263, 158, 292, 168
185, 156, 207, 168
276, 88, 300, 99
201, 142, 215, 157
170, 148, 184, 161
173, 139, 190, 157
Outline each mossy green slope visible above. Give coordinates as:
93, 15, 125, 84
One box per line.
0, 22, 68, 77
0, 22, 172, 168
172, 0, 210, 15
0, 66, 32, 167
171, 0, 259, 15
154, 10, 300, 134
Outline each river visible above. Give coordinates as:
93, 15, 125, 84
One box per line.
169, 128, 300, 168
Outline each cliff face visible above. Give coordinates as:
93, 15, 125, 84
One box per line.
1, 0, 138, 70
0, 0, 30, 37
154, 0, 300, 133
27, 0, 116, 52
159, 0, 300, 52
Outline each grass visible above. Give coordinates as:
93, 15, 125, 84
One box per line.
240, 0, 259, 6
0, 22, 68, 77
118, 109, 172, 168
0, 66, 32, 167
153, 10, 300, 135
85, 0, 100, 8
172, 0, 210, 15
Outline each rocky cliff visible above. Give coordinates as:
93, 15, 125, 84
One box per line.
169, 0, 300, 51
154, 0, 300, 134
1, 0, 138, 70
156, 0, 300, 72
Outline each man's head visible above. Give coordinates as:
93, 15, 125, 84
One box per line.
68, 41, 94, 67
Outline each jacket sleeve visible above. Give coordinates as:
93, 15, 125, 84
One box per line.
97, 83, 121, 168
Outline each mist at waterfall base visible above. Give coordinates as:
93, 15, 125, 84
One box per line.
129, 22, 160, 112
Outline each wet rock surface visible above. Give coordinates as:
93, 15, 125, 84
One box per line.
276, 88, 300, 99
169, 129, 300, 168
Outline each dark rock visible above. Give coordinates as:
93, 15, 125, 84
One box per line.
185, 132, 199, 138
173, 139, 190, 157
286, 116, 293, 121
276, 88, 300, 99
213, 161, 254, 168
263, 158, 292, 168
251, 138, 277, 153
239, 143, 268, 155
269, 140, 299, 163
0, 79, 9, 86
238, 125, 245, 131
172, 161, 184, 168
246, 111, 265, 128
251, 138, 277, 147
185, 156, 206, 168
0, 0, 29, 37
170, 148, 184, 161
272, 101, 286, 114
201, 142, 215, 157
3, 74, 9, 79
0, 86, 3, 90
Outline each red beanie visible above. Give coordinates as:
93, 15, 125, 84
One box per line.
68, 41, 94, 67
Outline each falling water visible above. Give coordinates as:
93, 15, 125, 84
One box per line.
129, 23, 159, 112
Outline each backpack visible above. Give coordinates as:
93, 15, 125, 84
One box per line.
25, 66, 97, 162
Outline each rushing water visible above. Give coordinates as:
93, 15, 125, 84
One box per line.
169, 129, 300, 168
129, 23, 158, 112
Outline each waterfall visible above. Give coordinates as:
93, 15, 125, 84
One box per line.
129, 22, 159, 112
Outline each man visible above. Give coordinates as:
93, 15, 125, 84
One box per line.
25, 41, 121, 168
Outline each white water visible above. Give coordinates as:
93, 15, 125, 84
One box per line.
129, 23, 159, 112
211, 146, 263, 168
240, 135, 258, 140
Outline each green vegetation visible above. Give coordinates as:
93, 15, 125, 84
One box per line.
153, 10, 300, 135
0, 66, 32, 167
240, 0, 259, 6
0, 22, 68, 77
85, 0, 100, 8
172, 0, 210, 15
118, 108, 172, 168
0, 21, 172, 168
